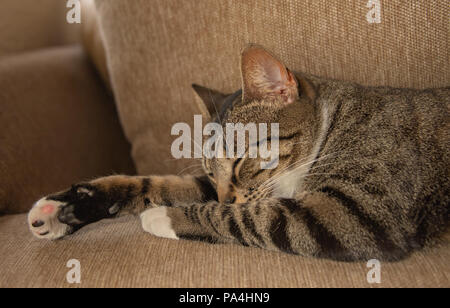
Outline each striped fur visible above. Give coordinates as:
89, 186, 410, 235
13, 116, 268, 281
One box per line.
29, 46, 449, 261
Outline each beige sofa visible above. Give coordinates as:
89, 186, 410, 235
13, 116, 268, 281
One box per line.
0, 0, 448, 287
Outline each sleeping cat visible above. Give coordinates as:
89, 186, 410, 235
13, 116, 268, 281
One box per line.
28, 45, 449, 262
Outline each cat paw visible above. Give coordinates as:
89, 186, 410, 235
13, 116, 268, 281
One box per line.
28, 198, 73, 240
140, 207, 179, 240
28, 184, 109, 240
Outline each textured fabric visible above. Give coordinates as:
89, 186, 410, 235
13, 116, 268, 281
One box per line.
4, 0, 446, 289
94, 0, 449, 175
0, 46, 135, 215
0, 213, 448, 287
0, 0, 81, 58
81, 0, 111, 88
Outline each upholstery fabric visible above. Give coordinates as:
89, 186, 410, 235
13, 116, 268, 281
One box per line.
0, 213, 448, 288
1, 0, 448, 289
94, 0, 449, 175
81, 0, 111, 88
0, 0, 81, 58
0, 46, 135, 215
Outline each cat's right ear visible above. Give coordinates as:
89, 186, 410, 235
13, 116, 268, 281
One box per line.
192, 84, 228, 120
241, 45, 299, 104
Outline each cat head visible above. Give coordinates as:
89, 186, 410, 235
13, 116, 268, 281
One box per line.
193, 45, 317, 204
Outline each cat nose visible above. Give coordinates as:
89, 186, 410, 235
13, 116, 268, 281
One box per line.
219, 191, 236, 204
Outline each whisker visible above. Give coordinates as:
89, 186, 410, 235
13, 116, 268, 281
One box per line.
258, 171, 339, 196
177, 164, 203, 175
188, 168, 205, 176
257, 150, 346, 194
259, 153, 338, 188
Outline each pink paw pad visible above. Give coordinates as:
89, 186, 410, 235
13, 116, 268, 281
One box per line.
41, 204, 55, 214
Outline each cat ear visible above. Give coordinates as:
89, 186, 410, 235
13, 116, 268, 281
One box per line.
241, 45, 299, 104
192, 84, 229, 119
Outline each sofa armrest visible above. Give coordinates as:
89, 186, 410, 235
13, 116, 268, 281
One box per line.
0, 45, 135, 215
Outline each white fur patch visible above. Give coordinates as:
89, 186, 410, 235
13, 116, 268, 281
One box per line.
273, 104, 331, 198
28, 198, 71, 240
140, 207, 179, 240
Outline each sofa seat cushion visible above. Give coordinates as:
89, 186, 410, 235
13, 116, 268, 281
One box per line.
1, 214, 448, 287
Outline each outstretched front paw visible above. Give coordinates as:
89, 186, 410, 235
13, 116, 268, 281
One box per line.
28, 183, 119, 240
28, 198, 73, 240
140, 207, 179, 240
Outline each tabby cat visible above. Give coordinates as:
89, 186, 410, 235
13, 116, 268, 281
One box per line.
28, 45, 449, 262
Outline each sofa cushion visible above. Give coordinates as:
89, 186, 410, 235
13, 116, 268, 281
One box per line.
0, 213, 448, 287
81, 0, 111, 89
94, 0, 449, 174
0, 0, 80, 58
0, 46, 135, 215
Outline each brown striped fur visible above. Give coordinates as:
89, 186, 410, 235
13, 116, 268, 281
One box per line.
30, 46, 449, 261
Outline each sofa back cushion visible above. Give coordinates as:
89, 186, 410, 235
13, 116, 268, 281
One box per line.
0, 0, 81, 58
94, 0, 449, 175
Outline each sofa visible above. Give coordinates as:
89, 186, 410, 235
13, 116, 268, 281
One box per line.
0, 0, 448, 287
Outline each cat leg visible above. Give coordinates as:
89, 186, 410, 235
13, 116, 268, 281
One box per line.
141, 192, 409, 261
28, 175, 216, 240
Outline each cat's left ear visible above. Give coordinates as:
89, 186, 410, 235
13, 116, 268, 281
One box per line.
192, 84, 229, 120
241, 45, 299, 104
